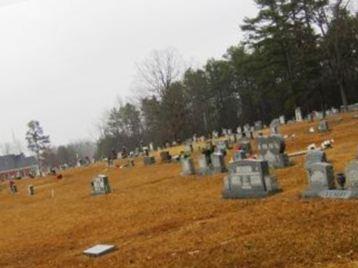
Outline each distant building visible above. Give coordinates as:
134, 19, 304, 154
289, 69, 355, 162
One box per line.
0, 154, 39, 180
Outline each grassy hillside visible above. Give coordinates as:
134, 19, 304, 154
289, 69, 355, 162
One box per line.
0, 113, 357, 267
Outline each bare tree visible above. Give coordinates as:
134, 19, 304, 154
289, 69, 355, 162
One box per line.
136, 48, 184, 97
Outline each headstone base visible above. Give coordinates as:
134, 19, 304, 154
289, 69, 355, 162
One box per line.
222, 175, 281, 199
303, 189, 358, 199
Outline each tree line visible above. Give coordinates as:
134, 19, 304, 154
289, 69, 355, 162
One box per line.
96, 0, 358, 158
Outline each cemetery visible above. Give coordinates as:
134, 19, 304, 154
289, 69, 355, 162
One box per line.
0, 113, 357, 267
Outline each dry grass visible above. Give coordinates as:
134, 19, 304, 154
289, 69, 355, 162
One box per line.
0, 113, 357, 268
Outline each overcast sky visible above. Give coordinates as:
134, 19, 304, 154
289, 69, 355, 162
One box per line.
0, 0, 257, 149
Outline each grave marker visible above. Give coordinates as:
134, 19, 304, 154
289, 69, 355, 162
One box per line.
317, 120, 329, 132
181, 158, 196, 176
303, 162, 335, 198
28, 185, 35, 196
254, 121, 263, 131
84, 245, 116, 257
257, 135, 289, 168
345, 160, 358, 192
270, 119, 280, 135
91, 175, 111, 195
223, 160, 281, 199
305, 150, 327, 170
197, 154, 213, 176
279, 115, 286, 125
295, 107, 303, 122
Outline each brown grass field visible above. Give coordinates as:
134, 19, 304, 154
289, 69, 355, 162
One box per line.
0, 113, 357, 268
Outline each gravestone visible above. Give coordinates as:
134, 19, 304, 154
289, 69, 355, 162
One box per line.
91, 175, 111, 195
211, 153, 227, 173
149, 143, 154, 152
306, 159, 358, 198
197, 154, 213, 176
28, 185, 35, 196
181, 158, 196, 176
257, 135, 289, 168
222, 129, 228, 136
331, 107, 339, 114
279, 115, 286, 125
223, 160, 281, 199
302, 163, 335, 198
270, 119, 280, 135
345, 160, 358, 195
315, 111, 324, 120
9, 183, 17, 194
160, 151, 172, 163
305, 150, 327, 170
84, 245, 116, 257
143, 156, 156, 166
295, 107, 303, 122
317, 120, 329, 132
254, 121, 263, 131
236, 127, 243, 140
306, 114, 313, 122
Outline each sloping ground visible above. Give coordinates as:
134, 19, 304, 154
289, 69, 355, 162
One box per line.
0, 113, 357, 268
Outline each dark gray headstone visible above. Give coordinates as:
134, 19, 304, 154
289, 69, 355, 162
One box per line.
223, 160, 281, 199
303, 162, 335, 198
257, 135, 289, 168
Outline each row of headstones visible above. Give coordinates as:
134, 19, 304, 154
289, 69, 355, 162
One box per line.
223, 152, 358, 199
273, 109, 330, 131
8, 184, 43, 196
180, 153, 227, 176
179, 132, 291, 177
340, 103, 358, 112
91, 151, 358, 200
142, 151, 178, 166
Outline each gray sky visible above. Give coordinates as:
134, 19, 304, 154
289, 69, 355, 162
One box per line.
0, 0, 257, 148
